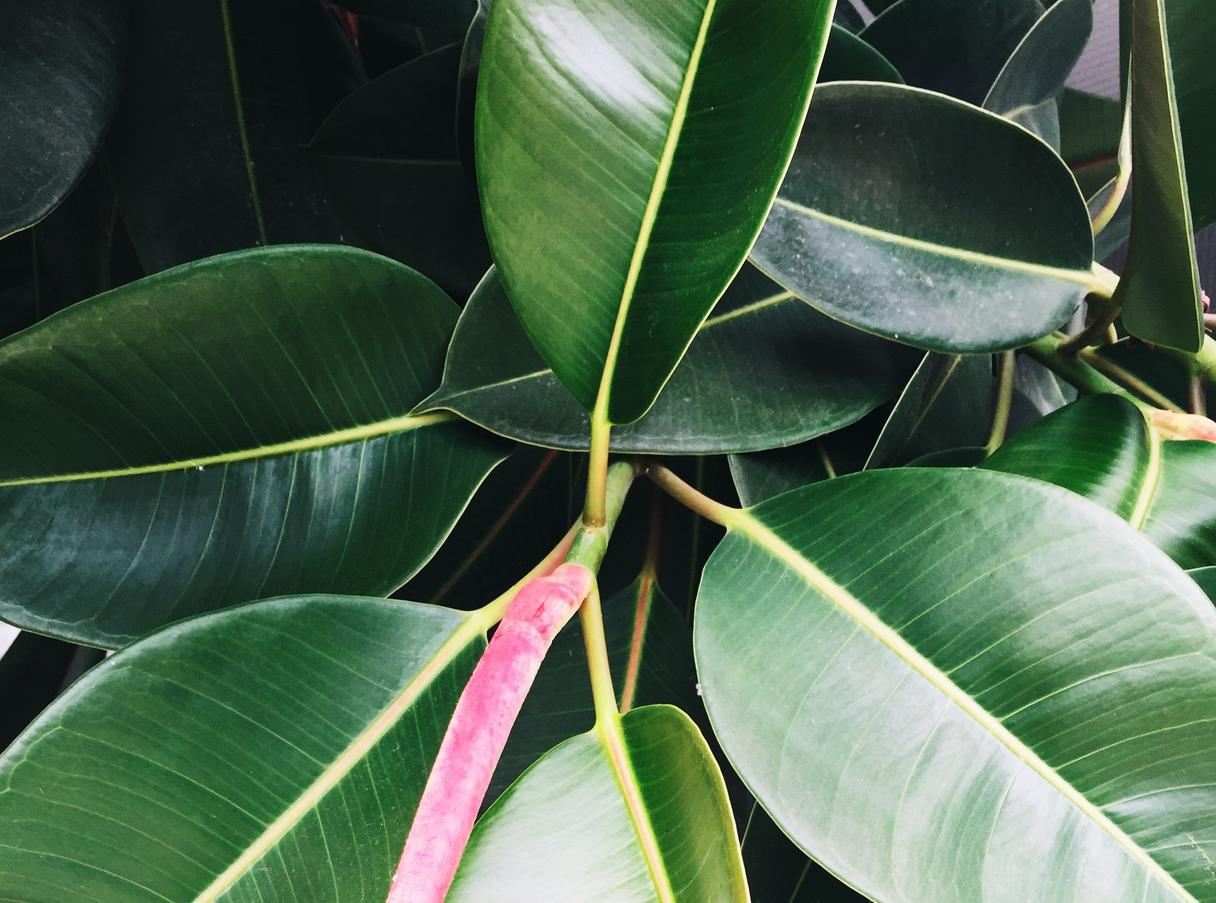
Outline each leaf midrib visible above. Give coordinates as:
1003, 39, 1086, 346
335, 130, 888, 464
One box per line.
726, 507, 1193, 902
0, 411, 456, 487
193, 613, 483, 902
771, 197, 1097, 287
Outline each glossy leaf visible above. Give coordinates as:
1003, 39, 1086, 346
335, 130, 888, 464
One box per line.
1115, 0, 1206, 352
1188, 566, 1216, 605
751, 82, 1095, 353
982, 0, 1094, 146
865, 353, 994, 470
493, 574, 697, 800
819, 24, 903, 84
0, 595, 483, 901
311, 43, 490, 298
861, 0, 1044, 105
985, 394, 1216, 568
106, 0, 363, 271
449, 705, 747, 902
0, 245, 505, 647
1059, 88, 1124, 197
476, 0, 834, 422
424, 266, 912, 454
0, 0, 127, 239
697, 467, 1216, 901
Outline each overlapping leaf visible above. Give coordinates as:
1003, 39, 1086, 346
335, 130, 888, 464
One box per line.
697, 468, 1216, 901
424, 266, 912, 454
0, 0, 127, 239
0, 245, 505, 646
449, 705, 747, 902
751, 82, 1096, 353
476, 0, 834, 422
0, 595, 483, 901
985, 394, 1216, 568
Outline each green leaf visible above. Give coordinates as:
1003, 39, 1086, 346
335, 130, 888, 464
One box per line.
0, 594, 484, 901
424, 266, 912, 454
861, 0, 1044, 105
1059, 88, 1124, 197
475, 0, 835, 423
865, 353, 994, 470
696, 467, 1216, 901
493, 574, 697, 801
449, 705, 747, 902
1187, 566, 1216, 605
0, 245, 505, 647
0, 0, 127, 239
982, 0, 1094, 146
985, 394, 1216, 568
1115, 0, 1205, 352
751, 82, 1095, 353
1157, 0, 1216, 230
106, 0, 363, 271
311, 43, 490, 298
820, 24, 904, 84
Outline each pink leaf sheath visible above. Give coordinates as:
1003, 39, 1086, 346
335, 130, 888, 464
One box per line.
1150, 410, 1216, 442
386, 562, 595, 903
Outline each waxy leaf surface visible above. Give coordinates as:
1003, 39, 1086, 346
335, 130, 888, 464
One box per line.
424, 267, 912, 454
985, 394, 1216, 568
0, 595, 484, 901
0, 0, 127, 239
0, 246, 505, 647
476, 0, 834, 422
449, 706, 747, 902
697, 468, 1216, 901
750, 83, 1095, 353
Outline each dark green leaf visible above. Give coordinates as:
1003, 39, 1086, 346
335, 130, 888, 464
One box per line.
1115, 0, 1205, 352
107, 0, 364, 271
424, 266, 912, 454
334, 0, 478, 30
697, 467, 1216, 901
861, 0, 1044, 105
985, 394, 1216, 568
982, 0, 1094, 146
311, 43, 489, 298
450, 705, 747, 902
820, 25, 903, 83
0, 0, 127, 239
0, 595, 483, 900
865, 353, 994, 469
751, 83, 1096, 353
476, 0, 834, 422
1059, 88, 1123, 197
0, 245, 505, 647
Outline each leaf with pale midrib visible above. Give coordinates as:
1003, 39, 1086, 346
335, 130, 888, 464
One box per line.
476, 0, 835, 423
0, 245, 506, 647
424, 266, 913, 454
0, 595, 484, 902
697, 467, 1216, 901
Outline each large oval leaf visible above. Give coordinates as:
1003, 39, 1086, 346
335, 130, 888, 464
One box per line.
0, 0, 127, 239
861, 0, 1044, 105
106, 0, 362, 271
475, 0, 834, 422
424, 266, 912, 454
985, 394, 1216, 568
0, 246, 505, 647
696, 468, 1216, 901
0, 595, 485, 901
750, 82, 1096, 353
449, 705, 747, 902
1113, 0, 1208, 353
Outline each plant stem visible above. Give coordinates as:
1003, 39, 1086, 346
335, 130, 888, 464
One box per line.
579, 584, 620, 722
567, 460, 638, 572
1090, 94, 1133, 236
1161, 334, 1216, 389
1060, 299, 1121, 355
1078, 350, 1183, 412
1025, 334, 1157, 413
473, 523, 580, 630
584, 405, 612, 527
985, 350, 1016, 455
643, 462, 742, 528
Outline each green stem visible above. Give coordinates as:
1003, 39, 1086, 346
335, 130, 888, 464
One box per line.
1059, 298, 1121, 355
1025, 334, 1157, 413
1078, 348, 1183, 412
579, 585, 620, 723
567, 460, 637, 572
1161, 334, 1216, 388
1091, 94, 1133, 237
644, 463, 742, 528
985, 350, 1016, 455
584, 408, 611, 527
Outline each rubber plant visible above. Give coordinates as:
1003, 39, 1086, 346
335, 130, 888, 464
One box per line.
2, 0, 1216, 900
